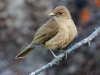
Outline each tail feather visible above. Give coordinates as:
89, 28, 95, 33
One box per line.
15, 43, 37, 59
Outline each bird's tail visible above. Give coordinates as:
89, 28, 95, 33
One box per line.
15, 43, 37, 59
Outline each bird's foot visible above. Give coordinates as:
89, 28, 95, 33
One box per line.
53, 55, 62, 65
50, 50, 62, 65
60, 50, 68, 59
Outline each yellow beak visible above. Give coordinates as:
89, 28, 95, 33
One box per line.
49, 13, 56, 16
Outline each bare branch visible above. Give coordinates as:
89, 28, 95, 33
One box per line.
29, 26, 100, 75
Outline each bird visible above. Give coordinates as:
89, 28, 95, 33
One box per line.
15, 6, 77, 60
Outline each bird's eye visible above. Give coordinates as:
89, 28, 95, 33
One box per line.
60, 12, 63, 14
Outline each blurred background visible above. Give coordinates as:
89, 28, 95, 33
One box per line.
0, 0, 100, 75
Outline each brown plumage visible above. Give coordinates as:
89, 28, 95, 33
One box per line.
15, 6, 77, 59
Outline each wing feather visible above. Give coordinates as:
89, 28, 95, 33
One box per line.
33, 18, 59, 44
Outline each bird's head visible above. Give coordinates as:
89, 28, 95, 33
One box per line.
49, 6, 71, 20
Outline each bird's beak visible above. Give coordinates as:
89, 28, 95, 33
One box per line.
49, 13, 56, 16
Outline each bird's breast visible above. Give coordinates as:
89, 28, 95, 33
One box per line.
45, 19, 77, 50
44, 24, 69, 50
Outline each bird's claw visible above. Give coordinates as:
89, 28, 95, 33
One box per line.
54, 55, 62, 65
50, 50, 62, 65
88, 41, 91, 46
60, 50, 68, 59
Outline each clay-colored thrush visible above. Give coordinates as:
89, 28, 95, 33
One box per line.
15, 6, 77, 59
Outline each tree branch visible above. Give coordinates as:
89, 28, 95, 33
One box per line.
29, 26, 100, 75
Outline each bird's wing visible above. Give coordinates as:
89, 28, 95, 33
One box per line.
33, 18, 59, 44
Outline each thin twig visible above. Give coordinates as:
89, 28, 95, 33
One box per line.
29, 26, 100, 75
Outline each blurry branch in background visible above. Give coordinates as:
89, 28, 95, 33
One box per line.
29, 26, 100, 75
